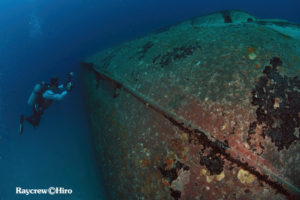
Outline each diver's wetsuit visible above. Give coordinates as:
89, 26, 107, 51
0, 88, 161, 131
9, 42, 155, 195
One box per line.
24, 91, 53, 128
20, 73, 73, 134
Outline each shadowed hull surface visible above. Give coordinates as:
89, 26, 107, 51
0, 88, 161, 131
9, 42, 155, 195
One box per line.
82, 10, 300, 200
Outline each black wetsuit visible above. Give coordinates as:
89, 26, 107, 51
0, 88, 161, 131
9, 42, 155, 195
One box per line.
20, 73, 73, 134
24, 84, 57, 127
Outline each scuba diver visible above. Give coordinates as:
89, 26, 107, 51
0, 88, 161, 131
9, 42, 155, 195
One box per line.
19, 72, 74, 134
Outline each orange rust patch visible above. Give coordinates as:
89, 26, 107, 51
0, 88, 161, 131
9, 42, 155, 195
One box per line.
170, 138, 184, 153
162, 179, 168, 187
153, 156, 159, 165
274, 97, 280, 109
256, 64, 260, 69
166, 159, 173, 169
247, 46, 255, 53
141, 160, 147, 167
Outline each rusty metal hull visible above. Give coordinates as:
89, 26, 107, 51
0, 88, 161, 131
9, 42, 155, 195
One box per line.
82, 10, 300, 200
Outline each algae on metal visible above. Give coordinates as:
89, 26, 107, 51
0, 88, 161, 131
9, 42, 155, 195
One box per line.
82, 10, 300, 200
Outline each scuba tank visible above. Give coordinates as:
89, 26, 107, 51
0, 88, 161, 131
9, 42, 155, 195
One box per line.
28, 83, 42, 106
27, 82, 47, 106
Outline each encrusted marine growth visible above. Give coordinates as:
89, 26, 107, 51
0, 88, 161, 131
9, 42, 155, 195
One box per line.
138, 41, 154, 60
82, 10, 300, 199
153, 43, 201, 67
159, 160, 190, 200
249, 57, 300, 150
199, 151, 224, 175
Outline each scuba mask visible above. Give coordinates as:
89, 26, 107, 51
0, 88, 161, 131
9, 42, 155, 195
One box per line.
50, 77, 59, 88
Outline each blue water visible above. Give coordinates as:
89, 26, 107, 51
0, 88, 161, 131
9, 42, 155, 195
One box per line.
0, 0, 299, 200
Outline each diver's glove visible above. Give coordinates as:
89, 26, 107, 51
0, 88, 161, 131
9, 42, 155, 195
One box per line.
68, 72, 74, 80
66, 81, 73, 92
66, 72, 74, 92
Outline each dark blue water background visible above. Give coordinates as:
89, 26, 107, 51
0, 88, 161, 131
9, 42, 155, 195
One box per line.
0, 0, 299, 199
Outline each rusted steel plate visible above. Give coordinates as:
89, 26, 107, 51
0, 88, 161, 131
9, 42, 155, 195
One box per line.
82, 10, 300, 200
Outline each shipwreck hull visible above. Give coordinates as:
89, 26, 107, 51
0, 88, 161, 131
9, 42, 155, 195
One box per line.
82, 10, 300, 199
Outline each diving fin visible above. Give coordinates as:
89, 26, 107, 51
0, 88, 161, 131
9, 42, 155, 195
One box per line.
19, 114, 24, 135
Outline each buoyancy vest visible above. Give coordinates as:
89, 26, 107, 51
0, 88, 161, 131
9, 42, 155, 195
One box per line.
28, 83, 58, 111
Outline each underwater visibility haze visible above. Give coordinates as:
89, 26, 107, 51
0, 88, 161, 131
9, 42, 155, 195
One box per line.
0, 0, 300, 200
